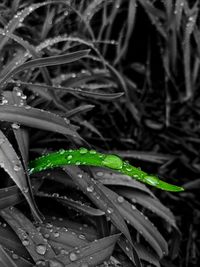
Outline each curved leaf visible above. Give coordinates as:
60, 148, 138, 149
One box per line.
0, 105, 81, 139
51, 234, 120, 267
0, 207, 56, 263
0, 130, 40, 221
0, 50, 90, 87
36, 191, 105, 216
0, 245, 18, 267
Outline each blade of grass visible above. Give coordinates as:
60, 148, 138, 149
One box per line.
0, 130, 41, 221
0, 104, 81, 140
50, 234, 120, 267
0, 50, 90, 88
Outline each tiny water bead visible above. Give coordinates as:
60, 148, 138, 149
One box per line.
36, 260, 46, 266
11, 123, 20, 129
14, 164, 21, 171
69, 252, 77, 261
12, 253, 19, 260
49, 259, 64, 267
79, 147, 88, 154
117, 196, 124, 203
22, 239, 29, 246
86, 186, 94, 193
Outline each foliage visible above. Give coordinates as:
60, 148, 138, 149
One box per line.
0, 0, 199, 266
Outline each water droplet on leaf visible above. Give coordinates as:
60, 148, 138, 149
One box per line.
12, 123, 20, 130
102, 155, 123, 170
36, 244, 47, 255
14, 164, 21, 171
144, 175, 159, 186
79, 147, 88, 154
69, 252, 77, 261
117, 196, 124, 203
22, 239, 29, 246
86, 186, 94, 192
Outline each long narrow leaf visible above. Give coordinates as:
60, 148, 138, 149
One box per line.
0, 130, 40, 221
0, 50, 90, 88
0, 105, 81, 140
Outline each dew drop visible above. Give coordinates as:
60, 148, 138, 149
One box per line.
69, 252, 77, 261
49, 259, 64, 267
59, 149, 65, 155
107, 207, 113, 214
22, 187, 29, 193
79, 147, 88, 154
14, 164, 21, 171
36, 259, 46, 266
144, 175, 159, 186
44, 233, 50, 238
125, 165, 132, 172
53, 232, 60, 238
12, 253, 19, 260
89, 149, 96, 154
67, 155, 72, 160
0, 138, 5, 145
102, 155, 123, 170
36, 244, 47, 255
96, 171, 103, 177
12, 123, 20, 129
79, 234, 86, 240
22, 239, 29, 246
25, 105, 31, 109
132, 198, 136, 203
86, 186, 94, 192
117, 196, 124, 203
1, 98, 8, 104
131, 205, 136, 210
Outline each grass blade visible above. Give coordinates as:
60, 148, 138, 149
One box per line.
37, 191, 105, 216
51, 234, 120, 266
0, 207, 56, 263
0, 50, 90, 88
101, 186, 168, 258
64, 166, 141, 266
0, 130, 40, 221
0, 104, 81, 140
0, 245, 18, 267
